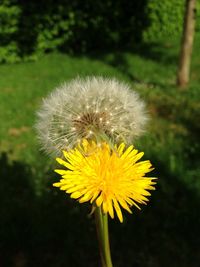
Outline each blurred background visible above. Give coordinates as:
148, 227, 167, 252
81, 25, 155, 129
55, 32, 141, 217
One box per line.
0, 0, 200, 266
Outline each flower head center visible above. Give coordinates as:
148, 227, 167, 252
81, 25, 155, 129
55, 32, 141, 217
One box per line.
72, 111, 110, 136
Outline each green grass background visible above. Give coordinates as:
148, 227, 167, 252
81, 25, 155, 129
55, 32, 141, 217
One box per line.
0, 35, 200, 267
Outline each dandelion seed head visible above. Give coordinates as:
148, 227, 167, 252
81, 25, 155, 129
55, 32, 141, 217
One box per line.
36, 77, 148, 156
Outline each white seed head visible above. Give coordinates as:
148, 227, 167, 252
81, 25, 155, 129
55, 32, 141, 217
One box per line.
36, 76, 148, 156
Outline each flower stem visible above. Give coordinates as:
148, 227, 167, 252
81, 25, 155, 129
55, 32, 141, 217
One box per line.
95, 207, 113, 267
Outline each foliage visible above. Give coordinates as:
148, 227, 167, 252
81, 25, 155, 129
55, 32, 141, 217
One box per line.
0, 3, 21, 63
2, 0, 200, 63
143, 0, 200, 42
143, 0, 185, 41
0, 0, 148, 63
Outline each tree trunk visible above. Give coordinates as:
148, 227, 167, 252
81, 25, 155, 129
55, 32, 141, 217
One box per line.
177, 0, 196, 88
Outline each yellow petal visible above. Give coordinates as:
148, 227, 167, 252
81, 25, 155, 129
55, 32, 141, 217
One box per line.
103, 201, 108, 213
107, 199, 114, 219
54, 169, 68, 175
120, 145, 134, 159
117, 143, 125, 155
96, 194, 103, 207
113, 198, 123, 223
53, 182, 62, 187
70, 191, 82, 199
56, 158, 74, 170
79, 191, 93, 203
117, 197, 132, 214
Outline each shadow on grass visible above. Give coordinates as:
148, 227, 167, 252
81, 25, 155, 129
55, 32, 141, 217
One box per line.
134, 42, 179, 66
110, 157, 200, 267
0, 152, 200, 267
0, 153, 97, 267
92, 39, 178, 63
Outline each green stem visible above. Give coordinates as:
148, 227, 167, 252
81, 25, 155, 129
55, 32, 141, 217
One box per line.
95, 207, 113, 267
102, 212, 113, 267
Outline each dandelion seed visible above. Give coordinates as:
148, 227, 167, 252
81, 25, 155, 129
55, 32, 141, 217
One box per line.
36, 76, 148, 156
54, 139, 156, 222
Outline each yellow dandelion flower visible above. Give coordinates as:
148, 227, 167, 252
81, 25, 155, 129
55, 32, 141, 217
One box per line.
53, 139, 156, 222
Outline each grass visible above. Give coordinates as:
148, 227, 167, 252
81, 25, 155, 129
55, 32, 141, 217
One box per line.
0, 34, 200, 267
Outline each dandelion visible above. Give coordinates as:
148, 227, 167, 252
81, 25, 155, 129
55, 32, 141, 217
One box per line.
53, 139, 156, 223
36, 77, 156, 267
36, 77, 148, 156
